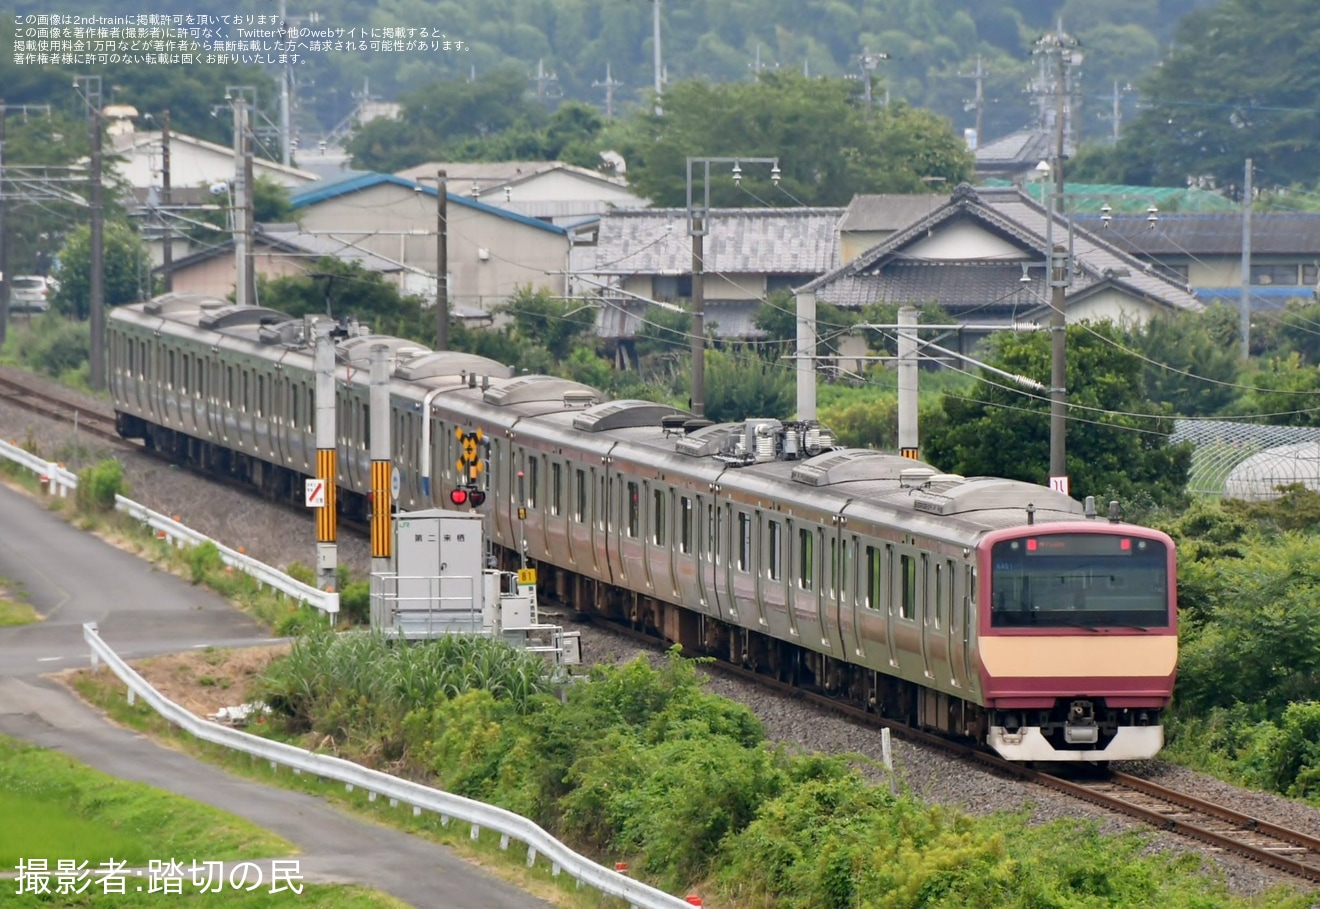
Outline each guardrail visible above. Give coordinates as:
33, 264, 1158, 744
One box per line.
0, 439, 336, 615
114, 497, 338, 616
83, 622, 694, 909
0, 437, 77, 497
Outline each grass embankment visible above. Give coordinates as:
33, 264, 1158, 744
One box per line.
77, 633, 1315, 909
0, 735, 408, 907
0, 576, 38, 626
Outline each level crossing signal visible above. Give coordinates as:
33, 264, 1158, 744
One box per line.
452, 427, 487, 507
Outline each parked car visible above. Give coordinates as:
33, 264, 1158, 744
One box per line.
10, 276, 53, 313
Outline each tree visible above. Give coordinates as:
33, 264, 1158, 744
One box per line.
253, 175, 297, 223
1117, 0, 1320, 188
257, 258, 429, 341
495, 287, 597, 362
51, 222, 152, 319
700, 346, 794, 423
620, 71, 974, 208
922, 322, 1192, 507
1132, 306, 1244, 417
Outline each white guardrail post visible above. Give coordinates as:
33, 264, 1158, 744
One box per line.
82, 623, 691, 909
0, 440, 335, 616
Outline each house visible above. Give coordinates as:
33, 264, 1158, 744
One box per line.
110, 125, 320, 199
569, 207, 844, 348
396, 160, 646, 225
161, 223, 404, 299
289, 172, 573, 314
973, 129, 1071, 183
800, 183, 1202, 339
1073, 212, 1320, 310
837, 195, 948, 263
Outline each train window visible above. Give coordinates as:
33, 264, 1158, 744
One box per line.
900, 554, 916, 620
652, 488, 665, 545
626, 481, 639, 538
528, 456, 540, 508
306, 388, 313, 429
363, 402, 370, 449
841, 538, 851, 596
128, 341, 135, 376
934, 562, 943, 628
139, 341, 148, 379
257, 375, 266, 418
829, 538, 837, 596
708, 504, 717, 560
242, 371, 250, 413
798, 528, 814, 591
767, 521, 781, 581
865, 546, 882, 610
575, 469, 586, 522
167, 350, 176, 389
599, 475, 607, 531
196, 359, 204, 398
680, 497, 692, 553
551, 463, 562, 516
227, 366, 235, 406
737, 512, 752, 572
291, 384, 299, 428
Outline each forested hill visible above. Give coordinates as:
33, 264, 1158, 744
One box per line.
9, 0, 1208, 143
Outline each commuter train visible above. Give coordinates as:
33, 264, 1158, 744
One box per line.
108, 294, 1178, 762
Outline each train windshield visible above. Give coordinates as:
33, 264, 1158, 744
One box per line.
990, 533, 1170, 629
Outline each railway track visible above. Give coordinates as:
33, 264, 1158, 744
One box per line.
6, 371, 1318, 886
0, 375, 124, 444
586, 615, 1320, 886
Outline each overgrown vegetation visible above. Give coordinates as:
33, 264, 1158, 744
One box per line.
245, 643, 1308, 907
0, 314, 92, 391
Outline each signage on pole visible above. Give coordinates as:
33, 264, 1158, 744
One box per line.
305, 478, 326, 508
1048, 475, 1070, 496
390, 466, 401, 502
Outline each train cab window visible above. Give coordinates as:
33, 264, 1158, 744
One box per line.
737, 512, 752, 572
900, 554, 916, 620
767, 521, 781, 581
626, 481, 639, 538
652, 488, 665, 545
865, 545, 883, 610
551, 463, 563, 516
679, 497, 693, 553
528, 457, 540, 508
798, 528, 814, 591
575, 469, 587, 522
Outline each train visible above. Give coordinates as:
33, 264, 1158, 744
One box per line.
108, 293, 1178, 762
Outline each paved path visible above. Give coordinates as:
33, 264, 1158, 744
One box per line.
0, 484, 552, 908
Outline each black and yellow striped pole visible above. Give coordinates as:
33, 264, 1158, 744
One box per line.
369, 344, 393, 566
314, 323, 338, 592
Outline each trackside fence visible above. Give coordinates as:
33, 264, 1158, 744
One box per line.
82, 622, 693, 909
0, 440, 336, 615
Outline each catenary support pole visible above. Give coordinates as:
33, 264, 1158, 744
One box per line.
1240, 158, 1252, 360
315, 323, 338, 592
369, 344, 392, 627
795, 289, 816, 421
897, 305, 919, 459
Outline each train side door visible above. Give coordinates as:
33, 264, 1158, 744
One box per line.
918, 554, 936, 682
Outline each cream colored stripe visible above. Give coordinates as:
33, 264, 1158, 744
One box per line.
979, 635, 1176, 678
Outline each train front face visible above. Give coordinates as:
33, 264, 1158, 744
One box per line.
977, 523, 1177, 762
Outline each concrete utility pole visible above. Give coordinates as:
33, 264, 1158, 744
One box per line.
593, 63, 623, 118
369, 344, 393, 623
231, 94, 250, 306
314, 322, 338, 592
686, 156, 780, 417
78, 75, 107, 391
795, 287, 816, 421
0, 99, 8, 348
1240, 158, 1253, 360
278, 0, 292, 166
532, 59, 559, 103
897, 306, 919, 459
859, 47, 890, 114
960, 55, 987, 149
435, 170, 449, 351
160, 109, 173, 292
652, 0, 663, 115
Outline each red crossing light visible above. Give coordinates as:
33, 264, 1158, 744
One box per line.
469, 490, 486, 507
449, 488, 468, 506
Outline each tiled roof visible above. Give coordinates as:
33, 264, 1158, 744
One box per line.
288, 173, 566, 234
803, 184, 1202, 315
1195, 286, 1318, 311
975, 129, 1074, 168
838, 195, 947, 232
576, 207, 844, 276
1073, 213, 1320, 256
396, 160, 631, 192
815, 262, 1050, 314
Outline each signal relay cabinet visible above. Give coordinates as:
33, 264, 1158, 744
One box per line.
372, 509, 491, 637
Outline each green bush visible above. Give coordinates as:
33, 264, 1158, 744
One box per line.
0, 315, 90, 382
75, 459, 126, 512
183, 541, 224, 584
275, 603, 331, 637
339, 580, 370, 625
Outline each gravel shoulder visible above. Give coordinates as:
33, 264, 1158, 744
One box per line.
2, 365, 1318, 902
